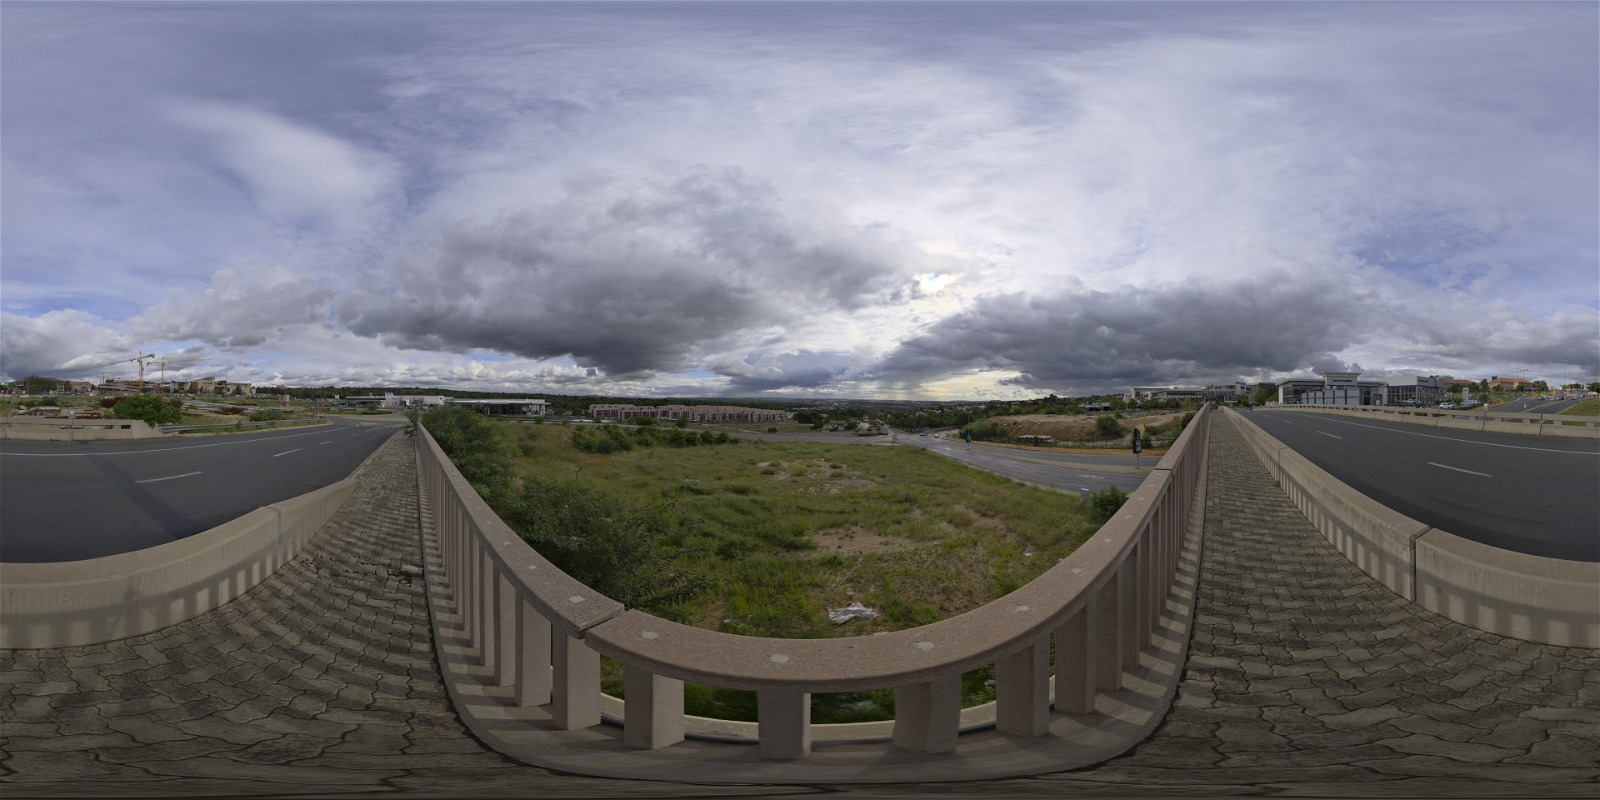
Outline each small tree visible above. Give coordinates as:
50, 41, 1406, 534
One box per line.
110, 394, 182, 425
1094, 414, 1125, 439
1087, 485, 1129, 523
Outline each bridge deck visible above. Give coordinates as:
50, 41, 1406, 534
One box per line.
2, 419, 1595, 796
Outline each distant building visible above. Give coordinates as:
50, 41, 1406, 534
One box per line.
450, 398, 548, 416
587, 403, 789, 423
1383, 376, 1445, 406
333, 393, 446, 410
1278, 371, 1438, 406
1125, 386, 1203, 403
1488, 377, 1532, 391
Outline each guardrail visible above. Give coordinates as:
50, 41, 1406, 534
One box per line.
1270, 403, 1599, 438
414, 405, 1212, 782
0, 417, 163, 441
161, 418, 324, 433
1226, 408, 1597, 647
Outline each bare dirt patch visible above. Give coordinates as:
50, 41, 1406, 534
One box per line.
811, 527, 919, 556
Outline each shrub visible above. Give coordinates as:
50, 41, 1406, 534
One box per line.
1087, 485, 1129, 523
109, 394, 182, 425
1094, 414, 1125, 439
960, 419, 1011, 442
421, 404, 517, 505
248, 409, 286, 422
508, 477, 708, 618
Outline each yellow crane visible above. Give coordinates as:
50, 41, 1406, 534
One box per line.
101, 353, 156, 391
150, 356, 203, 392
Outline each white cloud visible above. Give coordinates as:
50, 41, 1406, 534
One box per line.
2, 3, 1593, 397
165, 99, 399, 232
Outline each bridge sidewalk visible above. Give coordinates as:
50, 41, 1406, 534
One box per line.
2, 420, 1595, 797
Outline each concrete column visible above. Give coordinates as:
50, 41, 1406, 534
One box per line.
478, 552, 495, 668
1136, 538, 1154, 650
1054, 608, 1095, 715
1118, 559, 1140, 670
891, 675, 962, 753
463, 530, 477, 639
514, 594, 552, 707
494, 571, 515, 685
757, 690, 811, 759
551, 632, 600, 730
622, 666, 685, 750
996, 639, 1051, 737
1089, 582, 1122, 691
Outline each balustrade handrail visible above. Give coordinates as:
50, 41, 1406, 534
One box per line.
416, 403, 1212, 763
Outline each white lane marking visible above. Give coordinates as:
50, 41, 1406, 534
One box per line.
135, 471, 201, 484
1429, 462, 1493, 478
0, 424, 360, 457
1266, 413, 1599, 455
319, 441, 333, 445
272, 449, 301, 458
1317, 431, 1342, 439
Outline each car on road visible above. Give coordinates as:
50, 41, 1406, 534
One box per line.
1440, 402, 1456, 410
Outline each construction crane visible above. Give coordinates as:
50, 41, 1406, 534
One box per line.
99, 353, 156, 391
150, 356, 203, 391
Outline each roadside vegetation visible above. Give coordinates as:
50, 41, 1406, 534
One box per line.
417, 404, 1105, 722
1560, 398, 1600, 417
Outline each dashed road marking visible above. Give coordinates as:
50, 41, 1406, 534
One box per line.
1264, 413, 1598, 455
273, 449, 301, 458
1429, 462, 1493, 477
1317, 431, 1342, 439
135, 471, 202, 484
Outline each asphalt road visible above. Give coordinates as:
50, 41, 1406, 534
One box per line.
1246, 409, 1600, 562
893, 433, 1147, 494
1490, 396, 1586, 415
0, 418, 403, 563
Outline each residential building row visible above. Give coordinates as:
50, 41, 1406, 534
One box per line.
97, 378, 254, 396
587, 403, 790, 423
1129, 371, 1545, 409
332, 394, 549, 416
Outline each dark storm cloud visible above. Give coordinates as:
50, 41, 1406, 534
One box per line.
873, 273, 1387, 389
712, 350, 862, 392
340, 165, 907, 378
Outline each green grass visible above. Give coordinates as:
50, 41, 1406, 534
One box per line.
691, 419, 823, 434
487, 420, 1103, 723
1559, 398, 1600, 417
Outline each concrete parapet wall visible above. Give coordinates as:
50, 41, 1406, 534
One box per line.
1226, 408, 1597, 647
1271, 404, 1599, 439
1415, 530, 1599, 648
0, 417, 164, 441
0, 446, 374, 649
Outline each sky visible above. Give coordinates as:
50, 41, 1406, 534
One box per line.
2, 1, 1597, 399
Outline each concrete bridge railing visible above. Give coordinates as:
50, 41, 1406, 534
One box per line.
1226, 407, 1599, 647
1274, 403, 1599, 438
414, 404, 1210, 778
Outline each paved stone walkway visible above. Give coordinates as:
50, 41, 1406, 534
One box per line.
3, 421, 1595, 797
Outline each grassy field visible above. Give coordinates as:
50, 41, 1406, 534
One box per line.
487, 419, 1104, 722
1560, 398, 1600, 417
690, 419, 824, 434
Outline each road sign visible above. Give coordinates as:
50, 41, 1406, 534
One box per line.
1132, 427, 1142, 454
